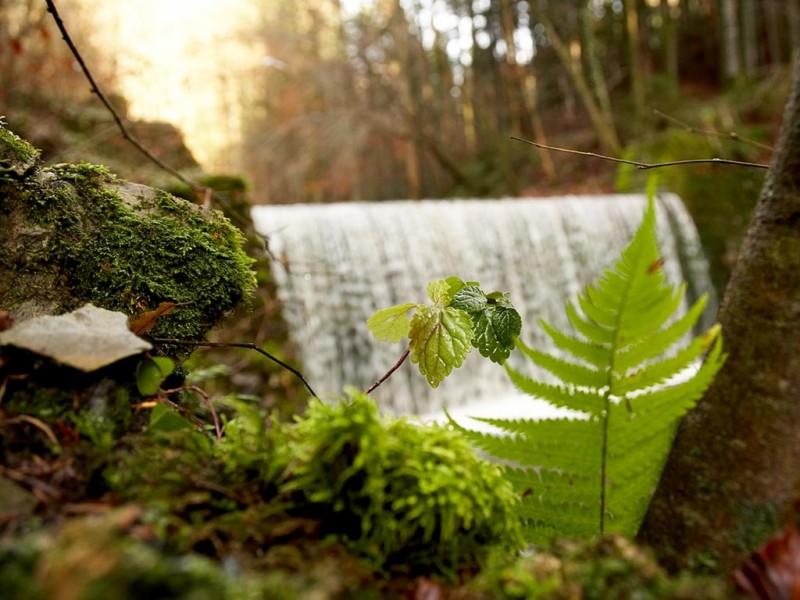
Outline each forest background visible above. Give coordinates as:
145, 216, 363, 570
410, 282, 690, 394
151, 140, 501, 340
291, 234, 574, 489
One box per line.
2, 0, 797, 297
2, 0, 800, 594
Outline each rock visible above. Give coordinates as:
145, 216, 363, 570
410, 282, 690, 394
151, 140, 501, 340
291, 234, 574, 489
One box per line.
0, 121, 255, 342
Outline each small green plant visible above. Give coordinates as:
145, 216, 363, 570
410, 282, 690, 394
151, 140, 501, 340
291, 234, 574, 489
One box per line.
367, 277, 521, 387
110, 391, 522, 577
274, 391, 523, 575
451, 198, 725, 543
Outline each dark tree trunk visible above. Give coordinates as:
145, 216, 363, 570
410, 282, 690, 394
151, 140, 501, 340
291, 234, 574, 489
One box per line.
639, 60, 800, 573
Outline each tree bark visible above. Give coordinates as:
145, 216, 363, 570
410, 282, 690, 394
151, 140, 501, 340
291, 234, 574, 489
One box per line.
639, 59, 800, 573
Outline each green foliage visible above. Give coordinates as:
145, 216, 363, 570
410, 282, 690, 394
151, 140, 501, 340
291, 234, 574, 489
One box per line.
0, 509, 339, 600
110, 392, 522, 578
475, 536, 731, 599
368, 276, 521, 387
273, 391, 523, 574
452, 199, 725, 543
134, 356, 175, 396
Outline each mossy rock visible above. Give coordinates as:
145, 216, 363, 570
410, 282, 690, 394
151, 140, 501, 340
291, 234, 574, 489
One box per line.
0, 121, 255, 340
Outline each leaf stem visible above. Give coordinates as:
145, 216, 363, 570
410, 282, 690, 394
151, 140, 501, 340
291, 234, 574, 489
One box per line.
149, 338, 318, 399
365, 348, 410, 395
162, 385, 222, 441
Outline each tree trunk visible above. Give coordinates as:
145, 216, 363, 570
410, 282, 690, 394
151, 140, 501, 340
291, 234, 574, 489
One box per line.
639, 59, 800, 573
720, 0, 742, 80
762, 0, 782, 65
740, 0, 758, 76
581, 4, 615, 129
660, 0, 679, 84
520, 73, 556, 182
623, 0, 647, 125
542, 15, 622, 156
788, 0, 800, 61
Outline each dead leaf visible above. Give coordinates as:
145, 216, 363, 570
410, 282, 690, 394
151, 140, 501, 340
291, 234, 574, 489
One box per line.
0, 310, 12, 332
734, 526, 800, 600
128, 301, 180, 335
647, 258, 665, 274
0, 304, 152, 371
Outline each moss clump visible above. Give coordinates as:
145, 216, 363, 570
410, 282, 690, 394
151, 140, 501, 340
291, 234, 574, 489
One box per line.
1, 124, 256, 339
0, 507, 333, 600
110, 393, 522, 578
0, 121, 40, 176
273, 393, 524, 575
476, 536, 732, 599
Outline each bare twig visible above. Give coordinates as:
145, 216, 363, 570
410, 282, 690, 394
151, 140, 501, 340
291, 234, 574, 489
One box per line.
365, 349, 410, 395
45, 0, 194, 188
511, 136, 770, 170
652, 109, 774, 153
150, 338, 318, 399
2, 415, 61, 450
161, 385, 222, 440
44, 0, 259, 235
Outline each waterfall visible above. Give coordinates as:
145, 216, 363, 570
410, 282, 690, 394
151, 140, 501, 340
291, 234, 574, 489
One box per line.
252, 194, 715, 418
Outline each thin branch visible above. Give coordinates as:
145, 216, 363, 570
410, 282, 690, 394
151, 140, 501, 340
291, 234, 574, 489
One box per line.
365, 349, 410, 395
44, 0, 258, 236
162, 385, 222, 441
1, 415, 61, 450
45, 0, 193, 187
652, 109, 774, 153
510, 136, 770, 170
150, 338, 318, 400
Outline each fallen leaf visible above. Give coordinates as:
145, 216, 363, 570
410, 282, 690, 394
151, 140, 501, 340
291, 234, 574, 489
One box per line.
734, 526, 800, 600
128, 301, 179, 335
0, 304, 152, 371
0, 310, 12, 332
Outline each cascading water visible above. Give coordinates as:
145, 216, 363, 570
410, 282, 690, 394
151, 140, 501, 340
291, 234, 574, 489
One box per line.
252, 194, 715, 418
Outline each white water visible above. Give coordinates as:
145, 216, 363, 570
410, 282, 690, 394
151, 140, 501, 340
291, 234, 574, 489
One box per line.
252, 194, 715, 418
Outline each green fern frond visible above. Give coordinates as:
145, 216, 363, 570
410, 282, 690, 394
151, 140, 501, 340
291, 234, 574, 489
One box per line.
515, 340, 607, 389
455, 197, 725, 544
504, 370, 605, 414
538, 319, 613, 368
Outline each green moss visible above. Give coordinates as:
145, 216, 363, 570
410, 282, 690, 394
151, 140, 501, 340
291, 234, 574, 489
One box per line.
9, 159, 255, 340
475, 536, 731, 599
109, 393, 522, 578
272, 392, 524, 576
0, 121, 39, 174
733, 500, 781, 554
0, 507, 386, 600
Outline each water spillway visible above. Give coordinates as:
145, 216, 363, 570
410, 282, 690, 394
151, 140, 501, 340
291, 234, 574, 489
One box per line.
252, 194, 715, 417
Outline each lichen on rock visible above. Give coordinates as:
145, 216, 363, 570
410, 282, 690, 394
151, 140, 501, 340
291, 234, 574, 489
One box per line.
0, 121, 256, 340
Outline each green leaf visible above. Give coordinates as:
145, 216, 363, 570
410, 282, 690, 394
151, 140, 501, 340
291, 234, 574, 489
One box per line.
451, 285, 488, 313
491, 305, 522, 347
408, 305, 472, 387
148, 401, 194, 433
473, 305, 522, 364
367, 303, 417, 343
427, 277, 465, 305
135, 356, 175, 396
452, 286, 521, 364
